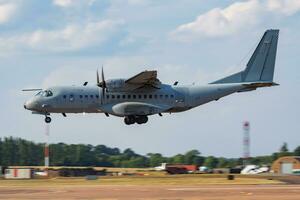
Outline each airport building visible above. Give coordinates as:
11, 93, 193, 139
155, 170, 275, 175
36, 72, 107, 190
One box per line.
4, 168, 32, 179
272, 156, 300, 174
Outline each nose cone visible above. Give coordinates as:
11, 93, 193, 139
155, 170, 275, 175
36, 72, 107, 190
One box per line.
24, 100, 37, 111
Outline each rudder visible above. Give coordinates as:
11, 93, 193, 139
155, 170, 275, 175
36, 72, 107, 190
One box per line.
212, 29, 279, 84
243, 29, 279, 82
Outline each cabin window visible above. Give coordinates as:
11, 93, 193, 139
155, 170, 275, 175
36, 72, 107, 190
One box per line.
133, 95, 136, 99
122, 95, 126, 99
106, 95, 109, 99
85, 95, 88, 98
138, 94, 142, 99
160, 94, 163, 98
165, 95, 169, 98
63, 95, 67, 99
117, 95, 120, 99
112, 95, 115, 99
96, 95, 99, 99
90, 95, 94, 98
154, 94, 158, 99
79, 95, 83, 98
170, 94, 174, 98
149, 94, 152, 99
144, 94, 147, 99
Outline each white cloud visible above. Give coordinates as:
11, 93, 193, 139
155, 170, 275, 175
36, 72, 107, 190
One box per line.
127, 0, 149, 6
41, 56, 149, 88
41, 55, 214, 90
0, 3, 16, 24
53, 0, 96, 7
42, 66, 96, 87
53, 0, 73, 7
28, 20, 124, 51
267, 0, 300, 15
0, 19, 124, 52
172, 0, 300, 41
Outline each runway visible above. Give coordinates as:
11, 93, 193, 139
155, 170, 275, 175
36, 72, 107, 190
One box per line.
0, 184, 299, 200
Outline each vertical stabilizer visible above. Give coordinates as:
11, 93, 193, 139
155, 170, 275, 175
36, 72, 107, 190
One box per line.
212, 29, 279, 84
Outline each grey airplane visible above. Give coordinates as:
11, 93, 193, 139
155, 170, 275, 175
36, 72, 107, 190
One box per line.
23, 29, 279, 125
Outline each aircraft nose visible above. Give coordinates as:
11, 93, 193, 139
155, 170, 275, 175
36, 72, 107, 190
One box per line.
24, 101, 31, 110
24, 100, 36, 110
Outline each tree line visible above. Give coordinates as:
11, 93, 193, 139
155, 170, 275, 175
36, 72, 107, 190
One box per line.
0, 137, 299, 168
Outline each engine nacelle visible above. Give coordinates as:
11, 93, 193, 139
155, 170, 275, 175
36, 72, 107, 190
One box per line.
106, 79, 126, 91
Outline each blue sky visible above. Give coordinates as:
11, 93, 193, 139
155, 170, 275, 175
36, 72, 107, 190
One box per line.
0, 0, 299, 157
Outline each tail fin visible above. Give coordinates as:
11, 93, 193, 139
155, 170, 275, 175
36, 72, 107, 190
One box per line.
212, 29, 279, 84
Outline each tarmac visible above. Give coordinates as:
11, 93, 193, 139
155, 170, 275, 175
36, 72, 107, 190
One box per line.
0, 184, 300, 200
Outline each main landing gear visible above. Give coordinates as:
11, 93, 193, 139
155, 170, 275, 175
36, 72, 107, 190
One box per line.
124, 116, 148, 125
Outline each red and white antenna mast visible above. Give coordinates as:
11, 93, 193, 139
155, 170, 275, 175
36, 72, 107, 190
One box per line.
243, 121, 250, 165
45, 124, 50, 169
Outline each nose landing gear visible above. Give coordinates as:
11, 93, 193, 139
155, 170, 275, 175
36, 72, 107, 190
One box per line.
124, 116, 148, 125
45, 116, 52, 123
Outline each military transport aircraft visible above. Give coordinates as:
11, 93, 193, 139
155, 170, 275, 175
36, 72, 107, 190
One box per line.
23, 29, 279, 125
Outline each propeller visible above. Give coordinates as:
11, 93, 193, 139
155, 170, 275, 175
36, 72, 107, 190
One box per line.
97, 67, 106, 104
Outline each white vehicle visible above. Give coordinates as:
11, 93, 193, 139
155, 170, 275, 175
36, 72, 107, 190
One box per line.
154, 163, 167, 171
241, 165, 269, 174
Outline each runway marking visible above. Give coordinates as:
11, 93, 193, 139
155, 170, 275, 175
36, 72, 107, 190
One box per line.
167, 185, 300, 191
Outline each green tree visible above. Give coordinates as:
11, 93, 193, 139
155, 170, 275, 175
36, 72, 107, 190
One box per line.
274, 142, 293, 159
280, 142, 289, 153
147, 153, 166, 167
217, 157, 229, 168
0, 138, 2, 165
204, 156, 219, 169
122, 157, 148, 168
171, 154, 185, 164
294, 146, 300, 156
50, 143, 67, 166
123, 148, 136, 159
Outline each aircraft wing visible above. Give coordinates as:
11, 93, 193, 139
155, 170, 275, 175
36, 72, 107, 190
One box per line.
125, 70, 161, 89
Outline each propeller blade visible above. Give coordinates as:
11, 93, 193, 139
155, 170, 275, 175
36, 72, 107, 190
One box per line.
101, 66, 106, 104
96, 69, 100, 86
101, 67, 106, 88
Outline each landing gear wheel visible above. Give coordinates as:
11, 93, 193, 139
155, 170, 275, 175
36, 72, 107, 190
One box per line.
124, 116, 135, 125
136, 116, 148, 124
45, 116, 52, 123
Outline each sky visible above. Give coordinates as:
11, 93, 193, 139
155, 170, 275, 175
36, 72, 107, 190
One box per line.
0, 0, 299, 158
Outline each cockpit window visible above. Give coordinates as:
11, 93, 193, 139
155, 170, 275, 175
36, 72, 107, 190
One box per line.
35, 91, 42, 96
42, 90, 53, 97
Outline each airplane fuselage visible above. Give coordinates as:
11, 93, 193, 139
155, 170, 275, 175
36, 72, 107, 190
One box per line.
24, 83, 246, 117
